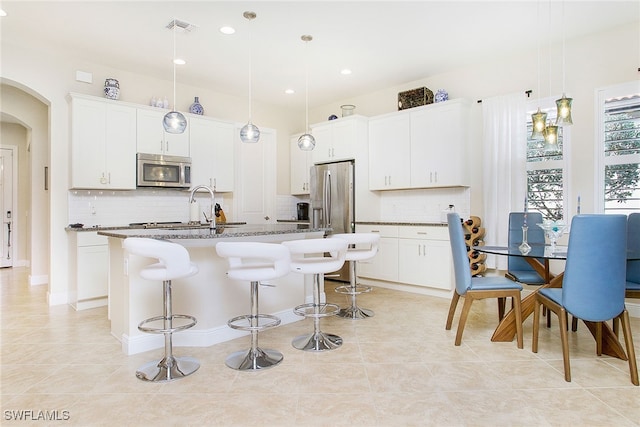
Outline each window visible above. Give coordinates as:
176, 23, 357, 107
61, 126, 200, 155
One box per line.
525, 97, 569, 221
597, 81, 640, 215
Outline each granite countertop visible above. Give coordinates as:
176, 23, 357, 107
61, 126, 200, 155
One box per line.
97, 223, 329, 240
356, 221, 448, 227
65, 222, 247, 232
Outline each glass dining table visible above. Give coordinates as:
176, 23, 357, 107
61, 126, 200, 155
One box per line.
474, 243, 638, 361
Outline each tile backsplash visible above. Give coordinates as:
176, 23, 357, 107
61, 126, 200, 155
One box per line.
379, 187, 470, 223
68, 189, 232, 227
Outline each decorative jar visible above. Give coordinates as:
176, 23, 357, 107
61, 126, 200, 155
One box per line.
189, 96, 204, 115
104, 78, 120, 100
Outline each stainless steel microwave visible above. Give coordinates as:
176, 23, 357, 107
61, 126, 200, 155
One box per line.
136, 153, 191, 189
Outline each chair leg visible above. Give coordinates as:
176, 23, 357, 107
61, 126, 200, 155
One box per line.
454, 296, 474, 346
571, 316, 578, 332
618, 310, 639, 386
595, 321, 603, 356
558, 307, 571, 382
512, 294, 523, 349
532, 299, 540, 353
445, 291, 461, 330
497, 297, 505, 321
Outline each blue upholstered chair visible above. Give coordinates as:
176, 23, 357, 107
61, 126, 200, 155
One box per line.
506, 212, 546, 285
626, 213, 640, 299
532, 214, 638, 385
446, 212, 524, 348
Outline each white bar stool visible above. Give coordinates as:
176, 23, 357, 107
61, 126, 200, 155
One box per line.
282, 238, 348, 351
122, 238, 200, 382
330, 233, 380, 319
216, 242, 291, 370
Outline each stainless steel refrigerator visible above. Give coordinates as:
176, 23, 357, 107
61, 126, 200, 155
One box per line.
310, 160, 355, 282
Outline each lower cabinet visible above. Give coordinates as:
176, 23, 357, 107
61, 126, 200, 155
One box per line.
70, 232, 109, 310
356, 224, 452, 291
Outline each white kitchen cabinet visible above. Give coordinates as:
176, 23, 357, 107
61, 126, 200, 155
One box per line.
355, 224, 399, 282
310, 115, 367, 164
136, 108, 190, 157
410, 99, 470, 187
189, 116, 235, 192
233, 126, 276, 223
398, 226, 452, 290
356, 224, 452, 291
368, 99, 470, 190
70, 231, 109, 310
368, 112, 411, 190
290, 133, 312, 195
70, 94, 137, 190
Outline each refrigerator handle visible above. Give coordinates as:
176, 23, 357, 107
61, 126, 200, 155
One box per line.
323, 170, 331, 227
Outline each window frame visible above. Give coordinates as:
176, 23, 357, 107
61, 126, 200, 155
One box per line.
525, 95, 571, 221
595, 81, 640, 215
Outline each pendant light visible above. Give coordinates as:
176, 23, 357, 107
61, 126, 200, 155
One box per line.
531, 0, 546, 139
239, 11, 260, 143
555, 0, 573, 126
298, 35, 315, 151
163, 19, 187, 134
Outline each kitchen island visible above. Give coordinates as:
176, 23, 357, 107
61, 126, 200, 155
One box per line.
99, 223, 327, 355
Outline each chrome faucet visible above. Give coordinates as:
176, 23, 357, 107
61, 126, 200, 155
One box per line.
189, 185, 216, 230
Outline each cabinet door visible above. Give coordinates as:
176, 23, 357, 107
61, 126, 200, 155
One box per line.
105, 103, 137, 189
136, 109, 165, 154
77, 244, 108, 300
410, 101, 469, 187
71, 97, 107, 188
368, 114, 411, 190
290, 134, 312, 195
234, 127, 276, 223
136, 108, 190, 157
356, 225, 399, 282
398, 238, 430, 286
190, 117, 234, 192
329, 119, 356, 161
310, 124, 333, 164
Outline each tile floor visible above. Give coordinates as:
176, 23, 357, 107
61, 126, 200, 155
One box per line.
1, 266, 639, 426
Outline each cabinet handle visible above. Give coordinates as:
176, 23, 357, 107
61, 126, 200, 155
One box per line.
100, 173, 107, 184
371, 230, 380, 233
331, 148, 335, 157
160, 140, 163, 152
434, 171, 437, 182
107, 172, 111, 184
389, 175, 391, 186
417, 232, 427, 235
166, 141, 169, 152
209, 178, 212, 187
213, 178, 217, 190
430, 172, 433, 183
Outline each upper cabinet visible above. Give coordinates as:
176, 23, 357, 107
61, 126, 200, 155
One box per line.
409, 99, 470, 188
136, 108, 190, 157
368, 113, 411, 190
368, 99, 471, 190
310, 115, 367, 164
290, 133, 312, 195
189, 116, 234, 192
70, 94, 137, 190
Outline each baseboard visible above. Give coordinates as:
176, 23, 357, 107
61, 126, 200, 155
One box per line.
119, 309, 303, 355
29, 274, 48, 286
627, 301, 640, 318
358, 277, 453, 299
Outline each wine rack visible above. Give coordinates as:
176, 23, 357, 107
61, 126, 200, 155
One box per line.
463, 216, 487, 276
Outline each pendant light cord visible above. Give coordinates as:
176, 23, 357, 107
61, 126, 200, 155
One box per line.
248, 15, 253, 122
561, 0, 566, 95
172, 19, 177, 111
536, 0, 541, 104
303, 36, 311, 133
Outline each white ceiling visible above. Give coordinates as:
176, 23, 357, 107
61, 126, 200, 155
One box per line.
1, 1, 638, 109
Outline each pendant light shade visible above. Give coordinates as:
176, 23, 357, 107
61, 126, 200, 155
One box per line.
164, 111, 187, 134
555, 94, 573, 126
543, 123, 559, 150
298, 34, 315, 151
163, 19, 187, 134
240, 11, 260, 143
531, 108, 547, 139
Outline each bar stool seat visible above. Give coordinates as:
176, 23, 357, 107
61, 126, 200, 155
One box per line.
282, 238, 348, 351
330, 233, 380, 319
216, 242, 291, 370
123, 237, 199, 382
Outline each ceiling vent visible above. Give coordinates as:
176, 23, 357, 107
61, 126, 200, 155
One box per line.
166, 19, 196, 33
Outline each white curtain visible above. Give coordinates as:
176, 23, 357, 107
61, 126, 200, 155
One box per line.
481, 92, 527, 270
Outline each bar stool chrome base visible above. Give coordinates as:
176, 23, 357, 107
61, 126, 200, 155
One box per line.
136, 355, 200, 382
338, 305, 374, 320
225, 347, 283, 370
292, 331, 343, 351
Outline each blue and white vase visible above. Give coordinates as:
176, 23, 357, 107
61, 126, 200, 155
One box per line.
189, 96, 204, 115
435, 89, 448, 103
104, 78, 120, 100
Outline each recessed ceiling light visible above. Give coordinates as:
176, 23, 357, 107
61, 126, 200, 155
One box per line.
174, 58, 186, 65
340, 69, 352, 75
220, 26, 235, 35
285, 89, 295, 95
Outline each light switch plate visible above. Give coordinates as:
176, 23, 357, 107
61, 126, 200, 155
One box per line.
75, 70, 93, 84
